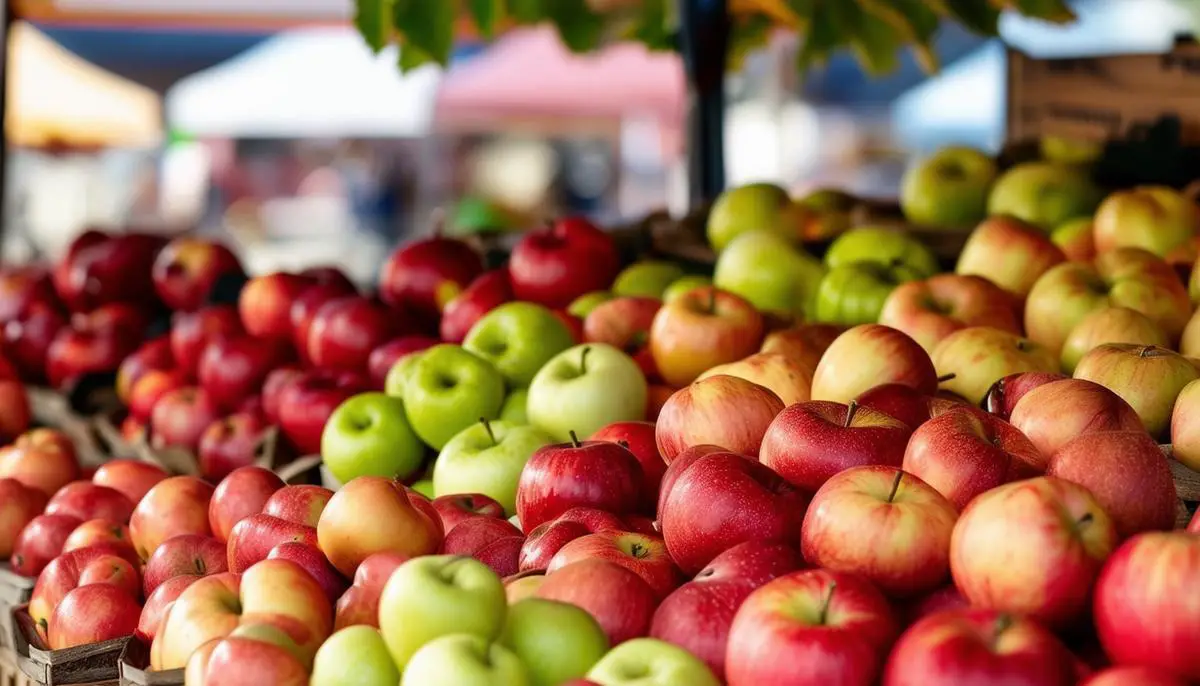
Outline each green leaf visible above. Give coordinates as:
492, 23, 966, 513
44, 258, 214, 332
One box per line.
857, 0, 940, 71
628, 0, 675, 51
990, 0, 1075, 23
827, 2, 902, 76
940, 0, 1002, 35
468, 0, 505, 37
796, 2, 847, 74
545, 0, 605, 52
508, 0, 545, 23
393, 0, 456, 66
354, 0, 395, 52
398, 43, 436, 72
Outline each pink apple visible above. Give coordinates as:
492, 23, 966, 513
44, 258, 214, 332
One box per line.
263, 485, 334, 528
655, 375, 784, 462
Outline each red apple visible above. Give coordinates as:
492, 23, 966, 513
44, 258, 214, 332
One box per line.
191, 632, 309, 686
656, 444, 730, 521
473, 535, 524, 577
430, 493, 506, 534
209, 466, 284, 543
649, 287, 765, 387
591, 420, 666, 501
366, 336, 438, 388
0, 264, 57, 324
152, 237, 244, 312
956, 215, 1067, 299
655, 375, 784, 462
127, 367, 189, 424
289, 281, 358, 366
518, 510, 623, 574
116, 336, 174, 404
137, 574, 198, 642
52, 229, 109, 309
548, 531, 680, 600
902, 585, 969, 625
46, 303, 146, 389
62, 519, 134, 556
879, 274, 1022, 353
45, 481, 135, 524
237, 272, 313, 340
130, 476, 216, 561
854, 383, 938, 431
276, 369, 370, 455
226, 513, 318, 573
333, 552, 408, 630
316, 476, 442, 577
307, 296, 406, 374
9, 513, 81, 576
0, 378, 30, 442
267, 541, 348, 604
1010, 378, 1145, 458
143, 534, 227, 596
48, 583, 141, 649
584, 297, 661, 379
811, 324, 938, 404
379, 233, 485, 321
441, 516, 523, 556
1082, 667, 1190, 686
0, 478, 47, 557
29, 543, 141, 631
2, 300, 66, 383
535, 558, 658, 645
52, 232, 163, 312
199, 334, 293, 412
516, 437, 645, 533
262, 485, 334, 528
150, 386, 220, 452
760, 400, 912, 493
982, 371, 1069, 420
91, 459, 168, 505
439, 269, 513, 343
509, 217, 620, 309
197, 411, 271, 483
0, 428, 79, 497
170, 304, 243, 377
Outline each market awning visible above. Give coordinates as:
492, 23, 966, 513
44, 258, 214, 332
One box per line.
7, 21, 162, 149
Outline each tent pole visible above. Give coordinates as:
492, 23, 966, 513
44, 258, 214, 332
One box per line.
678, 0, 729, 209
0, 0, 11, 260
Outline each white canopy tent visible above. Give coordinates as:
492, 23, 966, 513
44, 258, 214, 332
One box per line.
165, 27, 440, 139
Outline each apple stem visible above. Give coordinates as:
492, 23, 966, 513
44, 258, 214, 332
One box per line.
480, 418, 496, 445
569, 430, 581, 448
1077, 512, 1094, 529
991, 613, 1014, 649
580, 346, 592, 375
937, 373, 956, 383
617, 439, 631, 451
817, 582, 837, 625
1016, 340, 1031, 353
1140, 346, 1154, 358
843, 401, 859, 428
886, 471, 904, 503
194, 558, 206, 575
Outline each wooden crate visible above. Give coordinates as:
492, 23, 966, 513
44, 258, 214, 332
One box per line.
116, 640, 180, 686
9, 606, 123, 685
0, 567, 36, 652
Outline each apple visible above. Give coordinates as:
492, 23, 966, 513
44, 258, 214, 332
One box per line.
334, 552, 408, 630
137, 574, 198, 642
663, 276, 712, 304
535, 558, 659, 646
882, 608, 1077, 686
568, 291, 614, 319
505, 572, 546, 603
902, 409, 1042, 509
126, 367, 188, 424
981, 371, 1068, 420
698, 352, 812, 406
237, 272, 312, 340
62, 519, 133, 556
1094, 185, 1199, 260
192, 630, 310, 686
471, 534, 524, 577
1061, 306, 1170, 373
152, 237, 244, 311
950, 476, 1118, 627
91, 459, 167, 505
649, 287, 764, 387
307, 296, 405, 374
311, 626, 401, 686
402, 344, 505, 450
278, 368, 372, 455
0, 376, 29, 442
1172, 378, 1200, 471
582, 297, 660, 379
588, 638, 720, 685
143, 533, 227, 595
901, 585, 969, 625
0, 428, 79, 496
0, 478, 47, 557
825, 226, 939, 277
46, 303, 146, 389
879, 274, 1022, 353
401, 634, 529, 686
198, 334, 292, 411
1024, 248, 1191, 355
197, 410, 271, 483
527, 343, 648, 442
441, 516, 523, 556
52, 232, 164, 312
713, 230, 825, 321
48, 582, 141, 649
464, 301, 576, 388
441, 269, 514, 344
502, 598, 609, 686
367, 336, 438, 389
379, 233, 485, 321
661, 451, 809, 575
9, 513, 81, 576
1093, 532, 1200, 680
290, 281, 358, 365
590, 420, 666, 501
900, 146, 996, 228
227, 513, 318, 573
130, 475, 216, 561
1047, 431, 1176, 538
519, 508, 627, 573
431, 493, 506, 534
29, 543, 141, 631
813, 262, 918, 329
725, 568, 899, 686
51, 229, 109, 308
932, 327, 1059, 405
320, 391, 424, 485
45, 481, 134, 524
2, 300, 66, 383
1082, 667, 1190, 686
811, 324, 937, 404
268, 541, 348, 604
611, 261, 682, 299
707, 183, 800, 251
760, 400, 910, 493
548, 531, 681, 600
987, 161, 1102, 231
150, 386, 220, 451
170, 304, 243, 377
434, 419, 554, 516
655, 375, 783, 462
0, 264, 57, 324
515, 437, 645, 533
1074, 343, 1199, 438
1009, 378, 1143, 459
509, 217, 620, 309
317, 476, 443, 577
1052, 215, 1096, 262
956, 216, 1067, 299
263, 485, 334, 527
116, 336, 174, 403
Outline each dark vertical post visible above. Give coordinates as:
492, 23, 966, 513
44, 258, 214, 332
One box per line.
0, 1, 11, 261
678, 0, 729, 208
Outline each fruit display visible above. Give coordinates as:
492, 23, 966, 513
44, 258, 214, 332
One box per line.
1, 143, 1200, 686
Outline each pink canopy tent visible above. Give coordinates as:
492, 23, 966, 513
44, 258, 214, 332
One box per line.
435, 27, 686, 155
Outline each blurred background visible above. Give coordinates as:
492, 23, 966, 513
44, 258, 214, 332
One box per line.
0, 0, 1194, 283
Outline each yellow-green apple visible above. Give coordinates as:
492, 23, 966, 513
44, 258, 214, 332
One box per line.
982, 371, 1068, 420
1094, 186, 1199, 261
882, 608, 1077, 686
431, 493, 506, 534
698, 352, 812, 406
48, 583, 141, 649
587, 637, 720, 686
826, 226, 940, 277
401, 634, 529, 686
62, 519, 133, 556
434, 419, 554, 516
987, 161, 1102, 231
568, 291, 614, 318
227, 513, 318, 573
1009, 378, 1143, 459
663, 276, 712, 304
152, 236, 244, 311
612, 261, 683, 299
1093, 532, 1200, 679
321, 391, 424, 484
725, 568, 899, 686
1074, 343, 1199, 438
903, 410, 1042, 509
504, 572, 545, 603
879, 274, 1021, 353
535, 558, 658, 646
378, 233, 485, 321
515, 437, 644, 533
1082, 667, 1190, 686
1047, 431, 1175, 538
811, 325, 938, 404
526, 343, 648, 443
508, 216, 620, 309
29, 543, 141, 632
548, 531, 680, 600
501, 598, 609, 686
137, 574, 198, 643
760, 323, 843, 375
956, 216, 1067, 299
0, 427, 79, 496
377, 555, 506, 669
403, 344, 505, 450
707, 183, 802, 252
208, 466, 284, 543
1053, 216, 1097, 262
518, 508, 628, 572
932, 327, 1058, 405
649, 286, 764, 387
900, 146, 997, 228
465, 301, 576, 388
500, 387, 528, 423
1024, 248, 1190, 354
582, 297, 660, 379
760, 400, 911, 493
950, 476, 1117, 627
1041, 133, 1103, 164
1061, 306, 1170, 373
317, 476, 442, 577
45, 481, 133, 525
655, 375, 783, 462
267, 541, 348, 604
263, 485, 334, 528
660, 451, 808, 575
143, 533, 227, 596
590, 421, 666, 501
130, 476, 216, 561
649, 541, 803, 679
334, 552, 408, 630
311, 625, 401, 686
801, 466, 957, 597
192, 628, 310, 686
9, 513, 80, 576
92, 459, 167, 505
0, 478, 46, 557
1172, 378, 1200, 471
1183, 309, 1200, 356
441, 515, 522, 556
152, 559, 333, 670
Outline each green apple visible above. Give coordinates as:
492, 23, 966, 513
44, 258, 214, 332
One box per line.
824, 226, 939, 278
987, 161, 1103, 231
434, 419, 554, 516
384, 351, 426, 398
568, 291, 614, 319
900, 146, 997, 229
713, 230, 825, 319
403, 344, 506, 450
379, 555, 508, 670
707, 182, 799, 252
612, 261, 685, 298
311, 626, 401, 686
527, 343, 647, 442
1040, 135, 1103, 165
501, 599, 608, 686
401, 634, 529, 686
499, 388, 529, 424
586, 638, 719, 686
815, 261, 914, 326
411, 479, 435, 499
320, 392, 425, 484
794, 188, 855, 241
465, 302, 576, 388
662, 276, 712, 304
